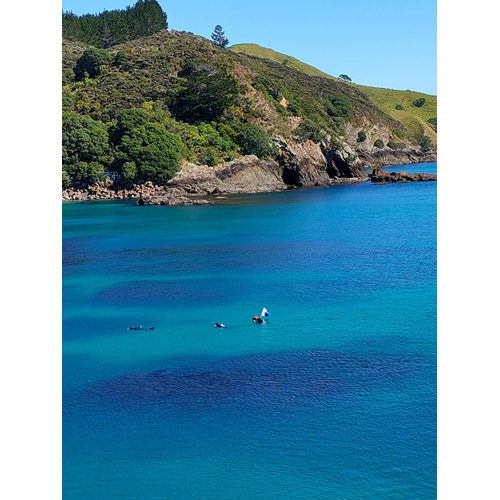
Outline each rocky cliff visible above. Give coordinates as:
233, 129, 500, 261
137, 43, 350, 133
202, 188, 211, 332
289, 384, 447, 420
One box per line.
165, 141, 368, 197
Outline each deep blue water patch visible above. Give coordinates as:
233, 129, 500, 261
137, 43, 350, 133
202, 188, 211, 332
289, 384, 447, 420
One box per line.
81, 348, 432, 409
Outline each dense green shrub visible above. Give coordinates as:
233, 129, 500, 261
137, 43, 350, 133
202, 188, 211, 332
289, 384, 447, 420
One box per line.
387, 141, 406, 150
62, 111, 124, 186
295, 119, 326, 143
113, 50, 129, 67
74, 48, 113, 81
395, 104, 403, 110
374, 139, 384, 148
112, 110, 187, 182
412, 133, 433, 151
200, 147, 219, 166
174, 62, 240, 123
111, 108, 149, 144
61, 100, 394, 186
357, 130, 367, 142
121, 161, 138, 183
63, 161, 107, 186
427, 117, 437, 131
236, 124, 277, 159
62, 170, 71, 189
252, 76, 284, 102
62, 89, 76, 110
62, 112, 111, 166
274, 102, 288, 118
286, 96, 303, 117
323, 94, 350, 118
412, 97, 426, 108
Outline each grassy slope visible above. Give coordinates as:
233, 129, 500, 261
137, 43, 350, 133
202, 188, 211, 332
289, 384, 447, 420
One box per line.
355, 85, 437, 142
230, 43, 339, 81
230, 43, 437, 143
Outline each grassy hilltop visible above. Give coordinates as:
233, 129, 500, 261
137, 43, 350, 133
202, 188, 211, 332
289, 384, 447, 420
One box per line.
230, 43, 340, 81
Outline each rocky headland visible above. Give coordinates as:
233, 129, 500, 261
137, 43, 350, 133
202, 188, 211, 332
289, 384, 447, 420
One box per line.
62, 141, 437, 205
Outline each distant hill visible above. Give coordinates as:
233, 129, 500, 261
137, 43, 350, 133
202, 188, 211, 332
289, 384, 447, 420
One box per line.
230, 43, 437, 142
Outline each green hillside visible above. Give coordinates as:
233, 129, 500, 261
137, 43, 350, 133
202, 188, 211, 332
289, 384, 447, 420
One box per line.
230, 43, 437, 142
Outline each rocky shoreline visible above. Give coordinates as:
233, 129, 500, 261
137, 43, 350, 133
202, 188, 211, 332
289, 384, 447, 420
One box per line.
62, 143, 436, 205
370, 168, 437, 184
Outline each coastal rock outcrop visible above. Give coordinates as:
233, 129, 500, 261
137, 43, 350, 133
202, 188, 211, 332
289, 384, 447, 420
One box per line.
168, 155, 285, 195
275, 137, 370, 186
137, 193, 212, 206
322, 143, 366, 179
370, 168, 437, 183
358, 148, 437, 168
134, 156, 286, 205
277, 138, 331, 186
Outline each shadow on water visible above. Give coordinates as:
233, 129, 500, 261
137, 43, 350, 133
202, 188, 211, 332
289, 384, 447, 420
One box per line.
81, 348, 433, 410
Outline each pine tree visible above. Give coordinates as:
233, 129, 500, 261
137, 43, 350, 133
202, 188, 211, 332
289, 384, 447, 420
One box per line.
62, 12, 83, 41
62, 0, 168, 48
211, 25, 229, 48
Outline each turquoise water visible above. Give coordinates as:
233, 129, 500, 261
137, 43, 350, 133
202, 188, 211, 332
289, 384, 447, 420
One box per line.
63, 162, 436, 499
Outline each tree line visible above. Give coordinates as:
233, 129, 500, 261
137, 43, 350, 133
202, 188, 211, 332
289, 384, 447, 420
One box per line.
62, 0, 168, 48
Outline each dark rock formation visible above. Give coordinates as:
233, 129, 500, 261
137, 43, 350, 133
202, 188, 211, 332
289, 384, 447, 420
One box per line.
358, 148, 437, 168
277, 138, 331, 186
370, 168, 437, 183
322, 143, 367, 179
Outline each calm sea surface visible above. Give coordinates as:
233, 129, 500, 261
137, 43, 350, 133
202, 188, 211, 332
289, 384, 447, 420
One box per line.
63, 162, 437, 499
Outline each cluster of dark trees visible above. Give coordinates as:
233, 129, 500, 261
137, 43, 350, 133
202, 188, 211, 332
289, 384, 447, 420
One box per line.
62, 0, 168, 48
62, 105, 279, 188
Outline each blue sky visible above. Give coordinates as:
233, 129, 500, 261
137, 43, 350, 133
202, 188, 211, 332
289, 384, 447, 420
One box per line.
62, 0, 436, 95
